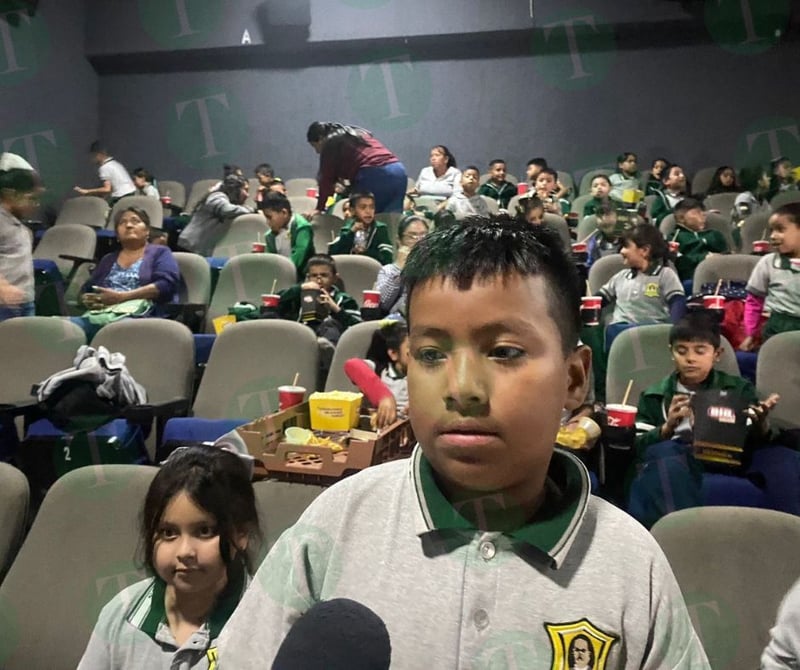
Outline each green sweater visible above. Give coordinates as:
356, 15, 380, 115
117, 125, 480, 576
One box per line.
635, 369, 757, 454
478, 180, 517, 209
277, 283, 362, 330
265, 213, 314, 280
674, 225, 729, 282
328, 220, 393, 266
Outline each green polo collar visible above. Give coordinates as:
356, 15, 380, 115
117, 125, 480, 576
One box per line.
129, 565, 248, 642
776, 252, 800, 272
628, 261, 664, 278
411, 446, 590, 567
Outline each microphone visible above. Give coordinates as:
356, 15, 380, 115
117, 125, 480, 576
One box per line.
272, 598, 391, 670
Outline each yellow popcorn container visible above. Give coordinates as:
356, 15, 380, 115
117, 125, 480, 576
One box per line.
309, 391, 363, 431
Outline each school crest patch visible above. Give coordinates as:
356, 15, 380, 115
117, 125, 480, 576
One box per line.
544, 618, 618, 670
644, 282, 660, 298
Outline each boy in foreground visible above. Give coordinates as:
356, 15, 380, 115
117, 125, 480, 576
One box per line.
219, 217, 708, 668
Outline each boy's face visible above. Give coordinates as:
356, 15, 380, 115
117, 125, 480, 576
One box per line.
525, 206, 544, 226
133, 175, 146, 189
256, 173, 273, 186
306, 264, 336, 291
619, 155, 637, 176
353, 198, 375, 225
671, 340, 720, 387
769, 213, 800, 256
535, 172, 556, 194
591, 178, 610, 199
678, 207, 706, 231
461, 169, 479, 195
264, 207, 291, 234
526, 163, 541, 183
664, 166, 686, 191
407, 273, 589, 511
489, 162, 506, 183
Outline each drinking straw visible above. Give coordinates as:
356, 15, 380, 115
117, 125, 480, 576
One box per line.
271, 278, 277, 294
714, 278, 723, 296
585, 280, 591, 297
671, 228, 680, 242
292, 372, 300, 387
622, 379, 634, 406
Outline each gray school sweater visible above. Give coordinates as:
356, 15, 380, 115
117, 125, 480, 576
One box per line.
218, 447, 709, 669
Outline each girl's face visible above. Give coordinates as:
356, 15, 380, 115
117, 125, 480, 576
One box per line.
429, 147, 448, 171
153, 490, 231, 599
401, 221, 428, 249
719, 169, 735, 187
388, 336, 411, 376
620, 240, 650, 270
758, 172, 772, 192
619, 154, 637, 176
651, 160, 667, 179
525, 206, 544, 226
776, 161, 792, 179
769, 213, 800, 257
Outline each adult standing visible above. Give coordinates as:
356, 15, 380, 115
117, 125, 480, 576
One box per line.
74, 141, 136, 205
0, 153, 39, 320
306, 122, 407, 215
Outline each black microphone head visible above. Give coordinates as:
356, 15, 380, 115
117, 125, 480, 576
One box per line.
272, 598, 391, 670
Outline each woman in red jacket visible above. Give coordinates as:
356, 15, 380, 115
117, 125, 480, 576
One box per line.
306, 121, 407, 215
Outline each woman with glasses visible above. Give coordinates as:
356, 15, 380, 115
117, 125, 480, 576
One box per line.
374, 214, 429, 317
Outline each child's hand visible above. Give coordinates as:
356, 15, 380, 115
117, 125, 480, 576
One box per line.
396, 245, 411, 269
317, 289, 340, 313
73, 186, 88, 195
373, 396, 397, 430
738, 336, 756, 352
351, 220, 365, 232
662, 393, 693, 438
748, 393, 780, 432
0, 283, 25, 306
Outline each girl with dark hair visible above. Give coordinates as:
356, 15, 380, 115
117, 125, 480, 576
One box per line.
412, 144, 462, 199
306, 121, 407, 216
178, 174, 252, 256
78, 445, 260, 669
374, 214, 429, 316
705, 165, 740, 196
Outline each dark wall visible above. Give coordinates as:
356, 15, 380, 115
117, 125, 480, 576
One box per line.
15, 0, 800, 202
0, 0, 97, 206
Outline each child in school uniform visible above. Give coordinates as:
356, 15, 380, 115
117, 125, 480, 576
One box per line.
609, 151, 641, 203
586, 203, 625, 268
740, 203, 800, 351
583, 174, 612, 218
672, 197, 729, 286
645, 157, 669, 196
218, 216, 709, 668
329, 192, 393, 265
260, 192, 315, 280
132, 168, 159, 199
651, 164, 688, 225
628, 312, 786, 529
78, 445, 259, 670
597, 223, 686, 349
478, 158, 517, 209
534, 167, 570, 216
444, 166, 490, 220
767, 156, 797, 201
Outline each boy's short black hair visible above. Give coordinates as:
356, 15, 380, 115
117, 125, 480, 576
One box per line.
661, 163, 681, 184
774, 202, 800, 225
306, 253, 337, 275
463, 165, 480, 175
89, 140, 107, 155
597, 202, 616, 217
523, 195, 544, 214
349, 192, 375, 209
488, 159, 506, 168
527, 157, 548, 169
674, 197, 704, 218
538, 167, 558, 181
591, 174, 611, 187
255, 162, 274, 178
669, 311, 721, 349
261, 191, 292, 214
617, 152, 636, 164
133, 167, 153, 182
402, 215, 582, 355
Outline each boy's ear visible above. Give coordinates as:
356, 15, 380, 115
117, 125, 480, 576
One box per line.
714, 346, 723, 361
564, 345, 592, 411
